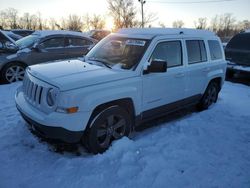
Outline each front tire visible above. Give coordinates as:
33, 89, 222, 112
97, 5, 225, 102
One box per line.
0, 62, 26, 84
83, 106, 132, 154
197, 82, 219, 111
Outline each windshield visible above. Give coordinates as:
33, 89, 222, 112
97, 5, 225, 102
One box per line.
86, 35, 149, 70
16, 34, 39, 49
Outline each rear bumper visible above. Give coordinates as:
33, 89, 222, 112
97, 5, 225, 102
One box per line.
17, 107, 83, 143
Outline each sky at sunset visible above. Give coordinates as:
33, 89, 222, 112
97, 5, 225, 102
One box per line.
0, 0, 249, 28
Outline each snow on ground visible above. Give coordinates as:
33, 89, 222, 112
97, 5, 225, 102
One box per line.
0, 81, 250, 188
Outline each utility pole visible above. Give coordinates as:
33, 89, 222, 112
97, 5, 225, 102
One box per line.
138, 0, 146, 28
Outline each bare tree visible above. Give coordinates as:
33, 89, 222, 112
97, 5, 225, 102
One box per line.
194, 17, 207, 29
210, 13, 236, 37
238, 20, 250, 30
19, 13, 32, 29
107, 0, 137, 30
210, 15, 219, 32
89, 14, 106, 29
5, 8, 19, 29
172, 20, 184, 28
37, 12, 43, 30
143, 12, 158, 28
62, 14, 83, 31
158, 21, 166, 28
0, 10, 8, 29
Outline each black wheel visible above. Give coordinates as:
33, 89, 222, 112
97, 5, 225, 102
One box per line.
1, 62, 26, 83
197, 82, 219, 111
83, 106, 132, 154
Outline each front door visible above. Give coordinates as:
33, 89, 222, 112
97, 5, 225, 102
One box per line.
142, 39, 187, 119
28, 37, 67, 64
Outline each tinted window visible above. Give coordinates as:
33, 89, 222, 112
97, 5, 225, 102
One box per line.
186, 40, 207, 64
40, 38, 65, 48
151, 41, 182, 68
208, 40, 223, 60
227, 33, 250, 50
68, 38, 93, 47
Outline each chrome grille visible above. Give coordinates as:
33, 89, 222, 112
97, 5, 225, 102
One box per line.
23, 75, 44, 106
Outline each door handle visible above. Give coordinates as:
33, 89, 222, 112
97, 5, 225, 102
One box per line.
175, 73, 185, 78
202, 68, 210, 72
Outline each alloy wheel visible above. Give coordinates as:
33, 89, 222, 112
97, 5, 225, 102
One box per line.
96, 114, 126, 148
5, 65, 25, 83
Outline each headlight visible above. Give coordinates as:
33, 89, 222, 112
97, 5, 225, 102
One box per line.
46, 88, 58, 107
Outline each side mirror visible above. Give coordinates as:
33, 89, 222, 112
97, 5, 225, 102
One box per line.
32, 44, 42, 52
144, 60, 167, 74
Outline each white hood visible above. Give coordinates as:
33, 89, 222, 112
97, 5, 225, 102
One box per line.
27, 59, 137, 91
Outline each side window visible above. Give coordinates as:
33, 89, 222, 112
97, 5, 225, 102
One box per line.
186, 40, 207, 64
68, 38, 93, 47
151, 41, 182, 68
40, 37, 65, 49
208, 40, 223, 60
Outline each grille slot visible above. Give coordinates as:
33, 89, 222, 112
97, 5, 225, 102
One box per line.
23, 75, 45, 107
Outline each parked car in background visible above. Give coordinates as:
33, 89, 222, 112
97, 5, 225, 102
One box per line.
225, 30, 250, 78
87, 29, 111, 41
15, 28, 226, 154
10, 29, 34, 37
2, 30, 22, 41
0, 30, 97, 83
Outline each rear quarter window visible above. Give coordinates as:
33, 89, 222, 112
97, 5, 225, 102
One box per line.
208, 40, 223, 60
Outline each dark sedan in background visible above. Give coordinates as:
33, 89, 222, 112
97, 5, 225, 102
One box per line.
0, 30, 97, 83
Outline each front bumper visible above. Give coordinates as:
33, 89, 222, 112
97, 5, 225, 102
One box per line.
15, 87, 91, 143
18, 108, 83, 143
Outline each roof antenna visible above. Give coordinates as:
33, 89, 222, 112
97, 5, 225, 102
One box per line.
179, 31, 184, 34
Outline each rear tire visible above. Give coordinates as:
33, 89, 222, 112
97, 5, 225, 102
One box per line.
0, 62, 26, 84
83, 106, 131, 154
197, 82, 219, 111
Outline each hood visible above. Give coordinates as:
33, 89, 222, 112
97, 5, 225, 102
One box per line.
28, 59, 137, 91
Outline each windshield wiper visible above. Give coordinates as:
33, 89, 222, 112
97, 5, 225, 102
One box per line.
88, 57, 112, 69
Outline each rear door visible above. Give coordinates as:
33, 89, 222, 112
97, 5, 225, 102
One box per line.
65, 37, 94, 58
185, 39, 209, 97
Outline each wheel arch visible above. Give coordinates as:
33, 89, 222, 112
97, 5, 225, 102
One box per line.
0, 60, 28, 71
86, 98, 136, 130
208, 77, 222, 91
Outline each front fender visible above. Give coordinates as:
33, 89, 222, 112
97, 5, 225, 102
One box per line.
58, 77, 142, 116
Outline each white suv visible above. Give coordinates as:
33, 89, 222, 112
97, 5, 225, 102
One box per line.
15, 28, 226, 153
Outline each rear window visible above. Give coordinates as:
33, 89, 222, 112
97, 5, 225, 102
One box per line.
186, 40, 207, 64
227, 33, 250, 50
68, 37, 93, 47
208, 40, 223, 60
